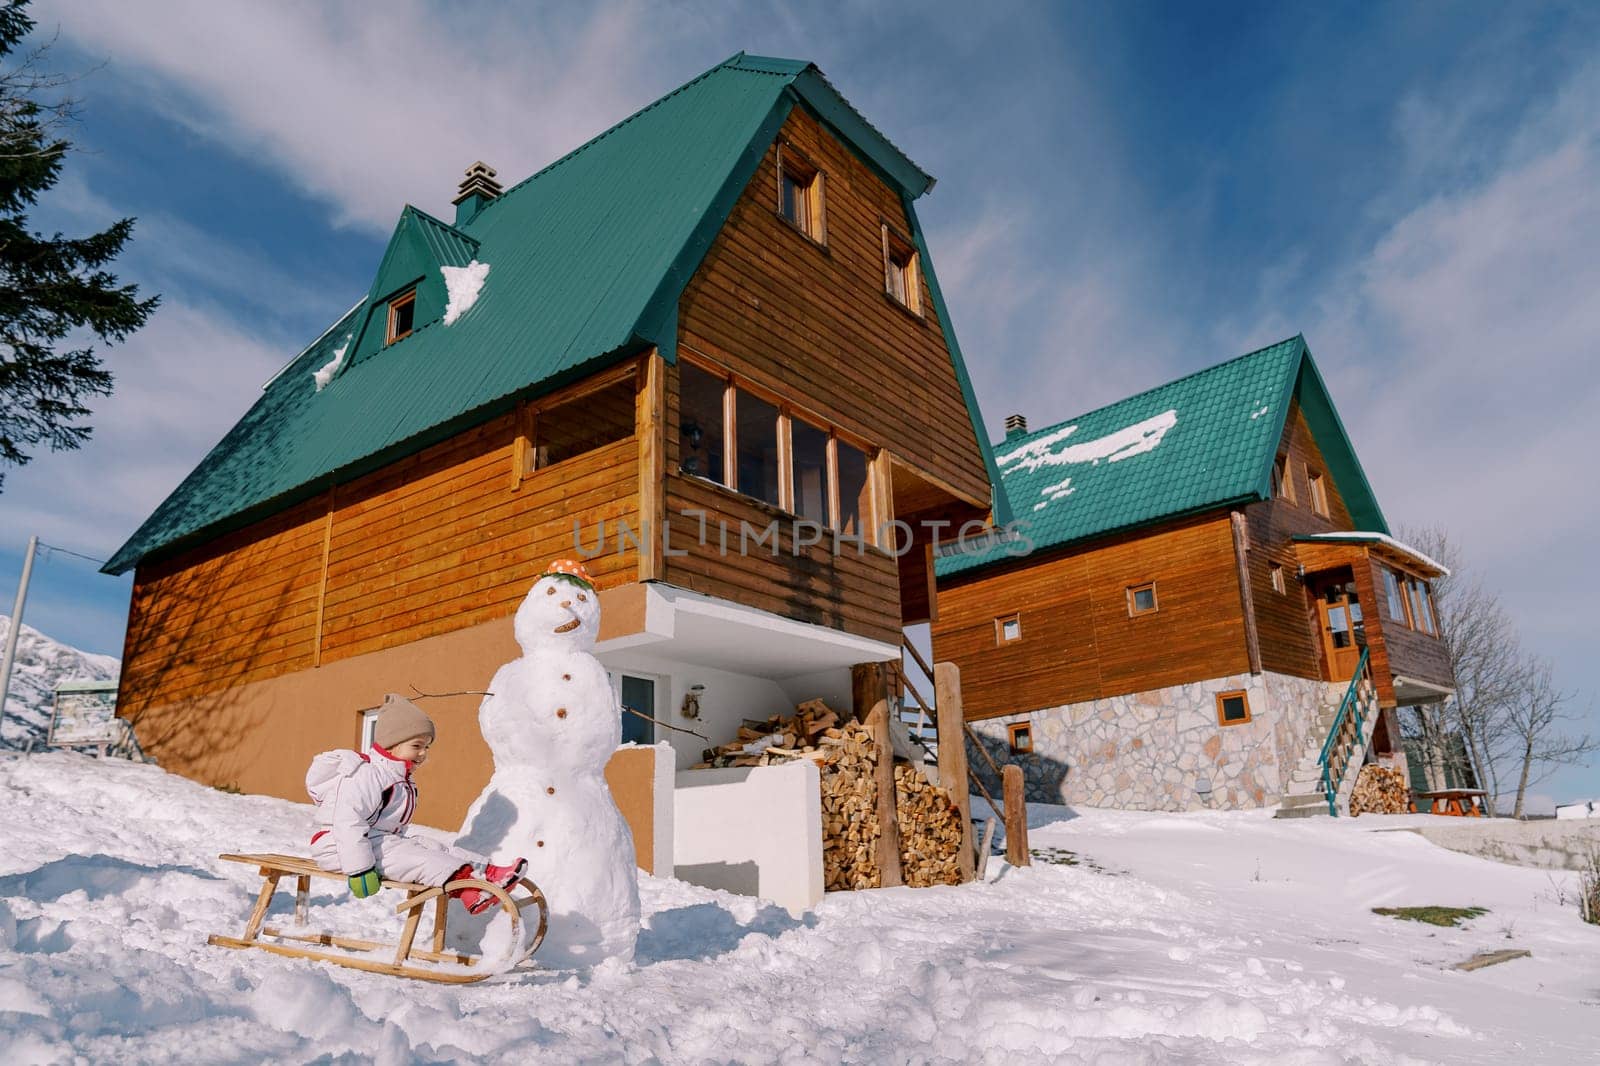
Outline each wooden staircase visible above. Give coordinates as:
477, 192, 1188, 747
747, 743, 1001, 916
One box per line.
1276, 647, 1380, 818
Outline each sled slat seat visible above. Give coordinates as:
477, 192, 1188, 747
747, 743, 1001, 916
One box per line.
207, 852, 548, 984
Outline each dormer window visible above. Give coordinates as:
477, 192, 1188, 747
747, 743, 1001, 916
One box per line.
386, 289, 417, 344
881, 224, 921, 314
776, 145, 824, 243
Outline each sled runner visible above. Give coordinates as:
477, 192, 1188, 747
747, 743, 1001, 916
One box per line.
206, 853, 548, 984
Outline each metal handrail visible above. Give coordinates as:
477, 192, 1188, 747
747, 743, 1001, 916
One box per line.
1318, 646, 1372, 816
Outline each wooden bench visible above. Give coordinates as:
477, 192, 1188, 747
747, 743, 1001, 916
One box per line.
206, 853, 547, 983
1414, 789, 1487, 817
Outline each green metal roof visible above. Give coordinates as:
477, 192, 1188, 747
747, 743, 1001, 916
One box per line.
106, 53, 995, 574
937, 336, 1387, 578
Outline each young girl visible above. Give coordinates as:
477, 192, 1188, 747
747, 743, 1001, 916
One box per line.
307, 693, 525, 914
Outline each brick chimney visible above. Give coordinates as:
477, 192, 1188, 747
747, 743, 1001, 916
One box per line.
1004, 413, 1028, 439
452, 161, 503, 226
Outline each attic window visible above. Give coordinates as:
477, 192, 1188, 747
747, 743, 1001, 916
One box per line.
1306, 470, 1330, 517
995, 612, 1022, 645
386, 289, 417, 344
882, 224, 921, 314
1127, 582, 1158, 617
777, 145, 825, 243
1271, 454, 1294, 503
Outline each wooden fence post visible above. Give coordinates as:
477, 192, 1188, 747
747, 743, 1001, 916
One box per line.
934, 662, 975, 883
1003, 765, 1030, 867
864, 698, 904, 888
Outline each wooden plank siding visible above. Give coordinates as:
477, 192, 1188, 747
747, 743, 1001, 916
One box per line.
121, 405, 639, 715
661, 473, 902, 645
932, 514, 1250, 721
1240, 400, 1358, 682
676, 106, 989, 512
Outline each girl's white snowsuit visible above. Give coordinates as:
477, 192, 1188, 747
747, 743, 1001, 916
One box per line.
306, 746, 483, 886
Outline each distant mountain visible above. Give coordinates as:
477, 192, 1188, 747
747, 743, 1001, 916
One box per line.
0, 615, 120, 751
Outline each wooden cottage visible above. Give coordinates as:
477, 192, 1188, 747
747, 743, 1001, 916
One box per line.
931, 337, 1454, 816
104, 55, 1003, 850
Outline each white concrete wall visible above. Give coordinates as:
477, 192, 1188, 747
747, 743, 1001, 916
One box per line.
596, 649, 793, 770
672, 761, 824, 917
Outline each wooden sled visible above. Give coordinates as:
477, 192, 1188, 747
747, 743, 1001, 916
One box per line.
207, 853, 548, 984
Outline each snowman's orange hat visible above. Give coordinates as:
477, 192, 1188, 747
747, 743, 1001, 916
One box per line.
542, 558, 595, 591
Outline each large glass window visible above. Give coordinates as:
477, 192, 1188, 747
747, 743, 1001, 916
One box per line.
791, 418, 831, 525
1382, 568, 1409, 625
678, 363, 726, 485
1409, 578, 1437, 634
537, 379, 633, 467
836, 441, 869, 536
735, 392, 782, 507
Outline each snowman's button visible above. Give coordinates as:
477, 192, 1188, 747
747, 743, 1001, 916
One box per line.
556, 708, 567, 718
546, 786, 556, 795
562, 674, 571, 681
537, 841, 545, 847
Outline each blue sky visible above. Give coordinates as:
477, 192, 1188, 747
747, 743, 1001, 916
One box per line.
3, 1, 1596, 802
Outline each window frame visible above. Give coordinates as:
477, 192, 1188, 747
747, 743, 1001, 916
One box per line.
775, 143, 826, 246
1306, 468, 1330, 517
1215, 690, 1252, 727
1270, 563, 1287, 595
1271, 454, 1296, 504
1127, 581, 1159, 617
357, 706, 380, 752
1407, 576, 1437, 635
385, 288, 417, 345
995, 612, 1022, 645
881, 222, 923, 316
1008, 722, 1033, 755
676, 352, 884, 545
1382, 566, 1412, 628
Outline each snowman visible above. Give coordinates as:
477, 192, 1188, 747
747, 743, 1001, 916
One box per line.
453, 559, 640, 968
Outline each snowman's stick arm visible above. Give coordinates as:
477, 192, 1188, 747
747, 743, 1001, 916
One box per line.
409, 686, 494, 700
622, 704, 710, 743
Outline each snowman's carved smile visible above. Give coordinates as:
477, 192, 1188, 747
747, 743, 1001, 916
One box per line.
553, 618, 581, 634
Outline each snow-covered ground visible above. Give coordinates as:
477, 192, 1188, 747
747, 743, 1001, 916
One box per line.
2, 754, 1597, 1064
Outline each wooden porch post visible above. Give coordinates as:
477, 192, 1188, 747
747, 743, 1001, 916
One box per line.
852, 662, 903, 889
934, 661, 975, 883
1003, 765, 1030, 867
636, 350, 666, 582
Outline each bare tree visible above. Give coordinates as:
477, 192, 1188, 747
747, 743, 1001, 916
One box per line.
1402, 526, 1524, 811
1502, 657, 1595, 819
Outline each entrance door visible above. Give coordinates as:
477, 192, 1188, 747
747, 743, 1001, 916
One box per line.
610, 672, 657, 746
1314, 578, 1364, 681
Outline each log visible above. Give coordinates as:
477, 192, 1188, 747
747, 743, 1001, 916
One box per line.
934, 661, 975, 884
1003, 765, 1030, 867
865, 699, 904, 888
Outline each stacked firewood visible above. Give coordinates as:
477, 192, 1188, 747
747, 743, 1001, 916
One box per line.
819, 720, 883, 891
1348, 765, 1410, 816
690, 699, 842, 768
895, 764, 963, 887
688, 698, 964, 891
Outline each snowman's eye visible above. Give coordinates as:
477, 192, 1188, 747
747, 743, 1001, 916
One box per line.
578, 592, 587, 602
546, 586, 555, 595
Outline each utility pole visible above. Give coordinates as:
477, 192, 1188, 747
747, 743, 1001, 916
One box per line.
0, 535, 39, 723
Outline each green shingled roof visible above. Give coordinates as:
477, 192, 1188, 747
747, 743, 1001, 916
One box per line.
106, 54, 997, 574
936, 336, 1387, 578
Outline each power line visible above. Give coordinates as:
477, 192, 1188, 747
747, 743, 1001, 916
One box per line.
34, 541, 108, 568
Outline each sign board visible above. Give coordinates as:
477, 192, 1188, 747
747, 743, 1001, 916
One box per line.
48, 681, 123, 747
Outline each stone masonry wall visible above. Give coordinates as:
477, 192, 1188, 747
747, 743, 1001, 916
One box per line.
968, 671, 1336, 812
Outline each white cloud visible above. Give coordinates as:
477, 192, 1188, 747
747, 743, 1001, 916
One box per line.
41, 1, 691, 233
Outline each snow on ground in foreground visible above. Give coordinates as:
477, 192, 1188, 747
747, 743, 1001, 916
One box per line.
2, 755, 1597, 1065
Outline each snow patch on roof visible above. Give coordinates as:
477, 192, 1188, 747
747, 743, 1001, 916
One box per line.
1001, 410, 1179, 474
1301, 531, 1452, 576
1250, 405, 1270, 420
441, 260, 491, 325
311, 336, 352, 392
